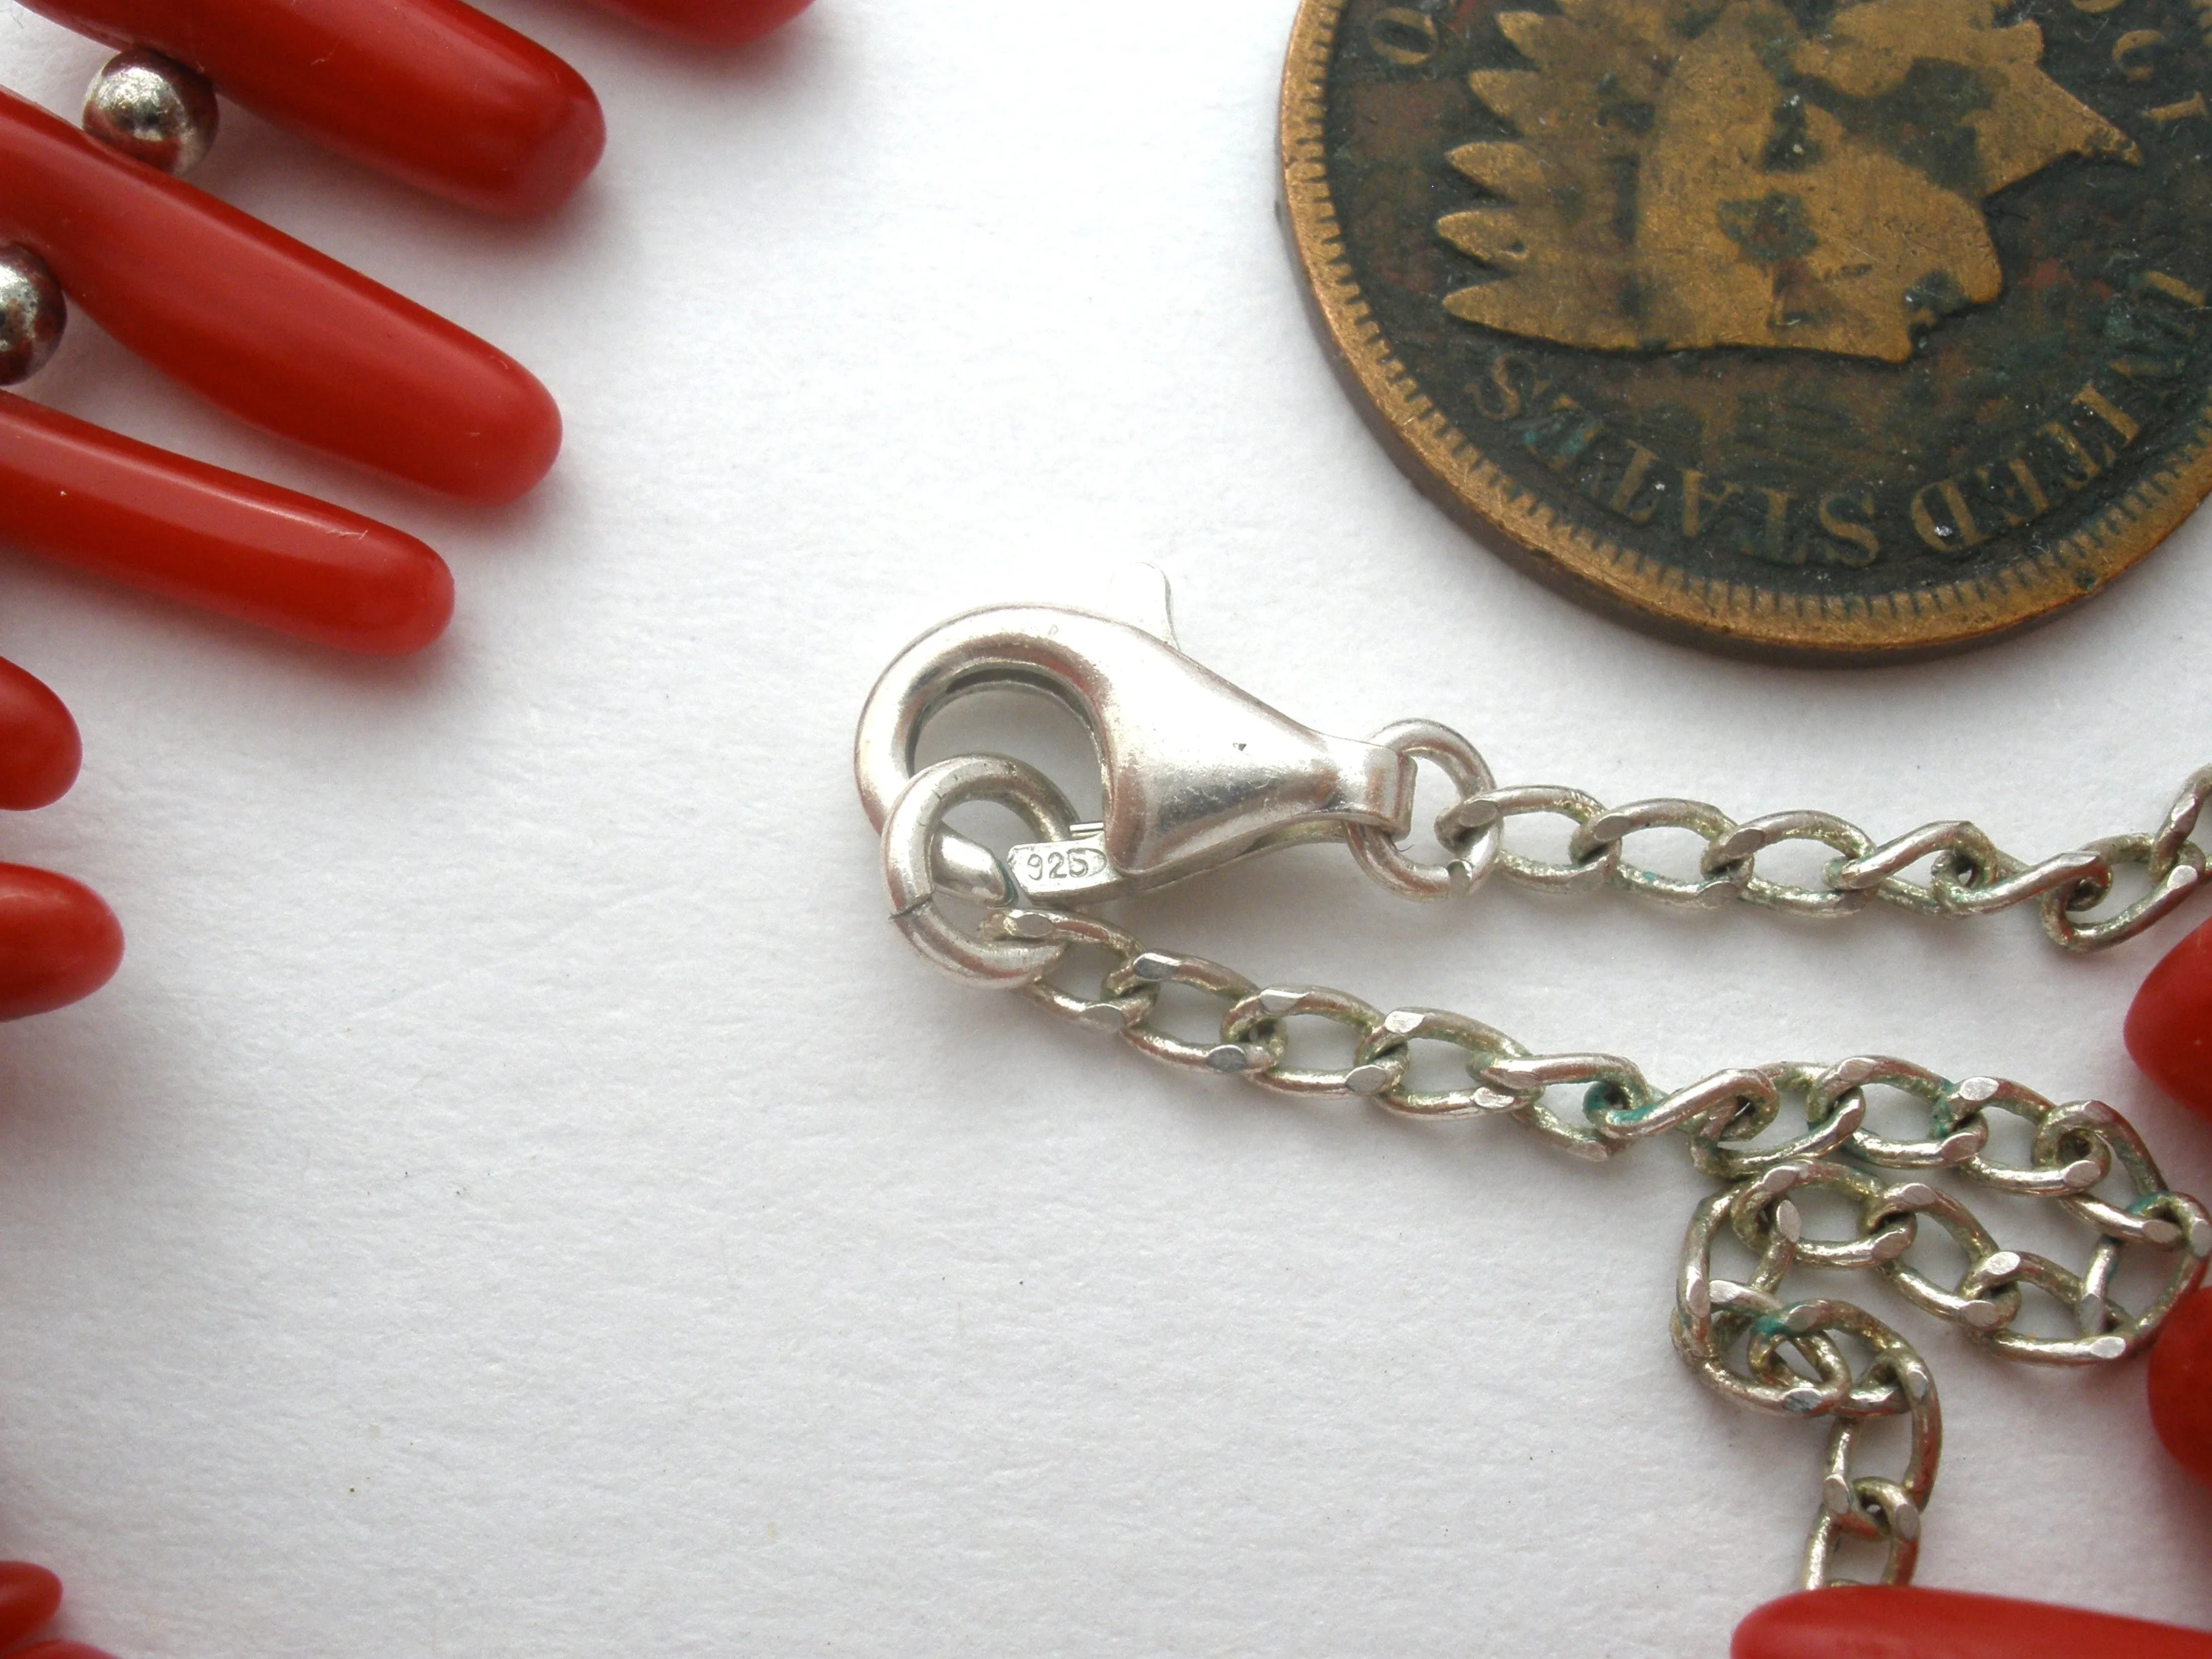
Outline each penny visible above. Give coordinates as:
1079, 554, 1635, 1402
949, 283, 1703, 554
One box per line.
1282, 0, 2212, 658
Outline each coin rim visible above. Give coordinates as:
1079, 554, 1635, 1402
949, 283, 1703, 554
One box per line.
1280, 0, 2212, 659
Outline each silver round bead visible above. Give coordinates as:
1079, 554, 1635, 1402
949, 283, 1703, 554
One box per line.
82, 47, 219, 177
0, 247, 66, 388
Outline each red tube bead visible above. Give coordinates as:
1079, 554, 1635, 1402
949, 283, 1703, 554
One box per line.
2128, 916, 2212, 1122
1734, 1587, 2212, 1658
0, 1562, 62, 1647
2150, 1287, 2212, 1487
0, 90, 560, 503
579, 0, 815, 47
18, 0, 604, 218
0, 863, 122, 1020
0, 394, 451, 655
0, 658, 80, 811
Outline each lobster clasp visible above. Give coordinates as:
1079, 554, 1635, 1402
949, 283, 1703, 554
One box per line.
855, 568, 1416, 910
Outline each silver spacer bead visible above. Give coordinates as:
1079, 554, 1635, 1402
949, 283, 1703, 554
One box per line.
83, 47, 219, 177
0, 247, 66, 387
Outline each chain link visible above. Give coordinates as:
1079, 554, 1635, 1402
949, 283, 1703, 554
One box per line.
979, 903, 2212, 1590
867, 597, 2212, 1601
1379, 745, 2212, 952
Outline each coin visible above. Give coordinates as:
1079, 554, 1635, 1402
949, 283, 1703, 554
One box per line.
1282, 0, 2212, 658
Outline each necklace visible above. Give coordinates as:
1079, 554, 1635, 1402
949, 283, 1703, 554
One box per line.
857, 567, 2212, 1650
2, 2, 2209, 1650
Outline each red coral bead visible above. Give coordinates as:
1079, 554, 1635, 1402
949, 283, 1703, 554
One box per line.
0, 1562, 62, 1647
0, 863, 123, 1020
0, 658, 80, 812
0, 393, 452, 655
583, 0, 814, 46
0, 91, 560, 504
18, 0, 605, 218
2151, 1288, 2212, 1488
1735, 1587, 2212, 1658
2129, 916, 2212, 1120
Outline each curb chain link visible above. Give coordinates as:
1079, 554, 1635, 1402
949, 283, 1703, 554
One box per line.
983, 905, 2212, 1589
1357, 739, 2212, 952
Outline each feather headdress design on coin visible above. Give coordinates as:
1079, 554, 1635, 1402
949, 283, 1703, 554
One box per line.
1441, 0, 2138, 363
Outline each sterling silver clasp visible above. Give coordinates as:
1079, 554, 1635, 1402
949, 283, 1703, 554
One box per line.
855, 569, 1420, 982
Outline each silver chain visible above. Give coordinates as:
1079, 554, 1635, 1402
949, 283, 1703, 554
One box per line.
979, 904, 2212, 1590
857, 590, 2212, 1595
1342, 720, 2211, 953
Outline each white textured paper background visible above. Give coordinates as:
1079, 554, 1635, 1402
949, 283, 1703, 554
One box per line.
0, 3, 2207, 1654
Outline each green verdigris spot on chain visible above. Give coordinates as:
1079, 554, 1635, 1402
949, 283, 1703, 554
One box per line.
1282, 0, 2212, 657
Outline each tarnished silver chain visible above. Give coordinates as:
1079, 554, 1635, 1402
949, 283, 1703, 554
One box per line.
856, 589, 2212, 1595
979, 904, 2212, 1589
1344, 720, 2211, 954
